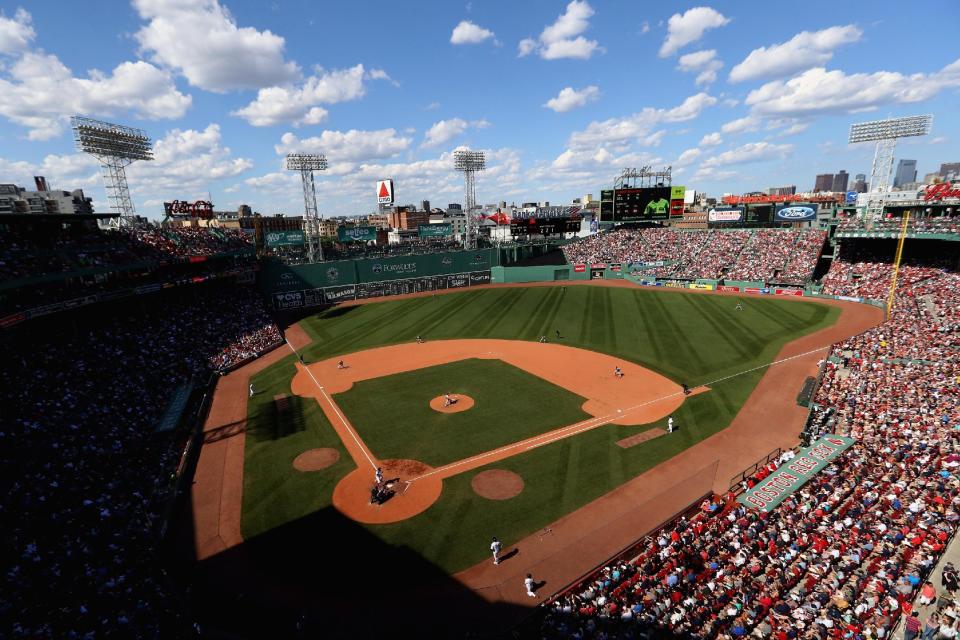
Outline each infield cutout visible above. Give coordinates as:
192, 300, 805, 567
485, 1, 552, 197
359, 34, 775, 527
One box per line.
292, 448, 340, 471
429, 394, 475, 414
471, 469, 524, 500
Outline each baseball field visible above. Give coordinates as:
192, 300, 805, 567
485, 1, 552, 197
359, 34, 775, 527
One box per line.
234, 283, 843, 575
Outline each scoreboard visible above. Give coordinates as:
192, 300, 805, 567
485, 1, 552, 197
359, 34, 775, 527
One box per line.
510, 216, 581, 235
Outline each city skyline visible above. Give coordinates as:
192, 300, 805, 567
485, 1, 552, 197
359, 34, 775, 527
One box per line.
0, 0, 958, 218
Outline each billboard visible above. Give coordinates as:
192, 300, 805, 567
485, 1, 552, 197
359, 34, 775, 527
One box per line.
607, 186, 672, 222
265, 230, 305, 247
337, 226, 377, 242
510, 217, 580, 235
707, 206, 744, 223
670, 186, 686, 200
376, 179, 394, 204
419, 223, 452, 238
774, 203, 819, 222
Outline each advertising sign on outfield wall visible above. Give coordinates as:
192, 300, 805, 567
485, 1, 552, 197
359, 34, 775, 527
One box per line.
338, 226, 377, 242
265, 230, 306, 247
739, 435, 855, 511
574, 264, 586, 273
688, 283, 714, 290
718, 286, 741, 292
774, 203, 819, 222
775, 289, 804, 296
707, 206, 744, 223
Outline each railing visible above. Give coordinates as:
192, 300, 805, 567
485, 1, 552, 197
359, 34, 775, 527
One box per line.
728, 447, 783, 496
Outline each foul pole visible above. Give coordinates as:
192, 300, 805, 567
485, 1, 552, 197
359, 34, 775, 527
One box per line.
886, 211, 911, 317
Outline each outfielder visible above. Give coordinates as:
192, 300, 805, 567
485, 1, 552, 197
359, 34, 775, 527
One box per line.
248, 383, 255, 398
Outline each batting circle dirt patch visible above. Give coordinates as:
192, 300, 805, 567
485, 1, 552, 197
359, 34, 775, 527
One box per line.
333, 458, 443, 524
471, 469, 524, 500
292, 448, 340, 471
429, 394, 475, 414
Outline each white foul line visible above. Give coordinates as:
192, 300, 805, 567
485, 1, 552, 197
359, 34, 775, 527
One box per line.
287, 342, 378, 471
409, 342, 834, 483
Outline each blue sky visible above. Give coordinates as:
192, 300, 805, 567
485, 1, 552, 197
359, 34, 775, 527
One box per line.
0, 0, 957, 218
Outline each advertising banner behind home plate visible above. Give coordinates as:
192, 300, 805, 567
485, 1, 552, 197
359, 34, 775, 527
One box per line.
738, 435, 855, 511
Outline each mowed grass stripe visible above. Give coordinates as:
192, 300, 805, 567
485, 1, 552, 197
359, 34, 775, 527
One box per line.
242, 285, 842, 573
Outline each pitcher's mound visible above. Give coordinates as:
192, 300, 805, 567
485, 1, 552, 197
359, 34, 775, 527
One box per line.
472, 469, 524, 500
293, 448, 340, 471
429, 394, 475, 414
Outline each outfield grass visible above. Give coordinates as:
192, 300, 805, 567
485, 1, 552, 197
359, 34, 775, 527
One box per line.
333, 358, 591, 467
242, 285, 840, 572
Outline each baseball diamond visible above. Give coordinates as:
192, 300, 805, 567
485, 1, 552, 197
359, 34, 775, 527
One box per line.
5, 14, 958, 637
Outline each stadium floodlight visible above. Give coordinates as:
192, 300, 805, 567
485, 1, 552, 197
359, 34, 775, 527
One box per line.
71, 116, 153, 226
453, 150, 485, 250
453, 150, 486, 250
285, 153, 328, 263
848, 115, 932, 220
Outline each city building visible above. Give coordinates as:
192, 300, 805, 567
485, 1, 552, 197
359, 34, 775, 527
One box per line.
367, 212, 389, 228
814, 173, 834, 192
387, 207, 429, 231
832, 170, 849, 193
853, 174, 868, 193
940, 163, 960, 181
767, 185, 796, 196
420, 200, 430, 213
0, 182, 94, 215
893, 159, 917, 188
924, 172, 943, 184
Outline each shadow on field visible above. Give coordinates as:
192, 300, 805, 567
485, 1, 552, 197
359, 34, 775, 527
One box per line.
172, 502, 534, 639
244, 396, 310, 441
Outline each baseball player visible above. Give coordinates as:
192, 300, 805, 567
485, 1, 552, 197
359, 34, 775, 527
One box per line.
668, 416, 675, 433
490, 537, 502, 565
375, 467, 383, 484
614, 366, 623, 379
735, 301, 743, 311
337, 359, 345, 369
416, 335, 424, 344
248, 383, 255, 398
525, 573, 537, 597
444, 393, 455, 407
555, 329, 561, 340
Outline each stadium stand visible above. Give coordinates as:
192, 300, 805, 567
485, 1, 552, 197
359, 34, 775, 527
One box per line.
560, 228, 826, 284
539, 245, 960, 639
0, 284, 281, 638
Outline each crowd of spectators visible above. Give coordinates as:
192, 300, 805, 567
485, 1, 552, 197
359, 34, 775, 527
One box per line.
561, 228, 825, 284
0, 225, 253, 282
1, 284, 283, 638
837, 216, 960, 236
819, 243, 956, 300
540, 250, 960, 639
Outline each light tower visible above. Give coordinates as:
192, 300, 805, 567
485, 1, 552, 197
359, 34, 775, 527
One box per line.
71, 116, 153, 227
453, 149, 486, 249
848, 115, 932, 220
285, 153, 328, 263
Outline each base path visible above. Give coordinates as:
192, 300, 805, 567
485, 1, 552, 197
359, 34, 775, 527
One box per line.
290, 339, 704, 522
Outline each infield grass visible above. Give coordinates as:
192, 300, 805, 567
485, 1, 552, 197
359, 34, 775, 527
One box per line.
333, 358, 591, 467
241, 285, 840, 573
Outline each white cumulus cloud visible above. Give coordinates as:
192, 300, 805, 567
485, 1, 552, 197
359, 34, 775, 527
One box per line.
275, 129, 412, 162
544, 85, 600, 112
422, 118, 489, 148
0, 49, 191, 140
701, 141, 793, 168
133, 0, 299, 92
231, 64, 367, 127
518, 1, 602, 60
720, 115, 760, 134
699, 132, 722, 146
677, 49, 723, 86
0, 8, 34, 54
568, 92, 717, 149
745, 59, 960, 117
450, 20, 495, 45
659, 7, 729, 57
729, 25, 863, 83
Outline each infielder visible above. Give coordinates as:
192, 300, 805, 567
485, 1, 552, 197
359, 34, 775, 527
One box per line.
490, 537, 502, 565
614, 366, 624, 379
525, 573, 537, 597
668, 416, 675, 433
337, 359, 346, 369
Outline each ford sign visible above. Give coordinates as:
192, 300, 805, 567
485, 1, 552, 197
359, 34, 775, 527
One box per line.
774, 203, 818, 221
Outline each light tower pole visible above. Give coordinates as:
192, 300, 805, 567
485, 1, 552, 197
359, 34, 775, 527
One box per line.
453, 149, 486, 250
848, 115, 932, 221
285, 153, 328, 263
71, 116, 153, 228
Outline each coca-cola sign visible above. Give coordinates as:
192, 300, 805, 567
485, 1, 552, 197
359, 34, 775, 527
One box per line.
923, 183, 960, 201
